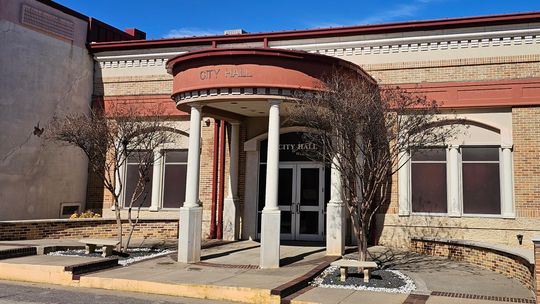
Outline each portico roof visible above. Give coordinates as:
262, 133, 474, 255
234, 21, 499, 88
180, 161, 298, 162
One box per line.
166, 47, 374, 119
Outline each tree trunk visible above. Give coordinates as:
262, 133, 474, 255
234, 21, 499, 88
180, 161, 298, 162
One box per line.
357, 221, 369, 262
114, 201, 123, 252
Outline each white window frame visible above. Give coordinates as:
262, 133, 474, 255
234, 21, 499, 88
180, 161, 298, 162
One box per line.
118, 148, 188, 211
159, 149, 188, 210
400, 144, 515, 218
408, 147, 449, 217
121, 149, 155, 210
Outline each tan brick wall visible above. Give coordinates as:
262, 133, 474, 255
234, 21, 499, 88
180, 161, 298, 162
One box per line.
95, 56, 540, 96
363, 55, 540, 84
411, 238, 534, 292
513, 107, 540, 218
0, 219, 178, 240
200, 118, 216, 237
95, 75, 172, 96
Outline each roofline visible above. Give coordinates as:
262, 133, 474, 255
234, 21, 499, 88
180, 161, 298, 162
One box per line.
89, 11, 540, 52
36, 0, 89, 21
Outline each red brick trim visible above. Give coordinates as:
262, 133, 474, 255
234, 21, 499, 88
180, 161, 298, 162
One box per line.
92, 95, 186, 117
392, 78, 540, 108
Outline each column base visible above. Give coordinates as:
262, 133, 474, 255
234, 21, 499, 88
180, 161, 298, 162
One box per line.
178, 206, 202, 263
149, 206, 159, 212
326, 202, 344, 256
398, 211, 410, 217
260, 209, 281, 268
223, 197, 239, 241
502, 212, 516, 219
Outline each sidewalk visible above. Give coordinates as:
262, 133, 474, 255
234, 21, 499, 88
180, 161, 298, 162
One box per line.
0, 240, 535, 304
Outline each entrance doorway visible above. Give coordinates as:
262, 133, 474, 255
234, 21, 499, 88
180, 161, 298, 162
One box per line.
278, 164, 325, 241
257, 132, 330, 241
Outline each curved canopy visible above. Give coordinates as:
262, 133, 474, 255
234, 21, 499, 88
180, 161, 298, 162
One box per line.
166, 47, 374, 117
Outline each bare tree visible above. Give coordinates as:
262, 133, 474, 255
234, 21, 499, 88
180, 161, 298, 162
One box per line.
45, 102, 173, 252
287, 71, 458, 262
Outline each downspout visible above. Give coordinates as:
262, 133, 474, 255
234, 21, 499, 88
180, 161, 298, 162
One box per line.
209, 120, 220, 239
217, 120, 227, 239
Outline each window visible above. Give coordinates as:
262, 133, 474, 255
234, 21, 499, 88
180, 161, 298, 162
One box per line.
411, 148, 447, 213
124, 151, 153, 208
462, 147, 501, 214
161, 150, 188, 208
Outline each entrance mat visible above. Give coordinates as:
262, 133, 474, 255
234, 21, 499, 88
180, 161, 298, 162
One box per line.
194, 261, 259, 269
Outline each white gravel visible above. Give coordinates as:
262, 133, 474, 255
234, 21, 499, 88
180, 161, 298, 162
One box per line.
312, 266, 416, 294
47, 248, 175, 266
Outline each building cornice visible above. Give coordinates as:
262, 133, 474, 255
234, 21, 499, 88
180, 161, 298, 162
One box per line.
88, 11, 540, 52
94, 29, 540, 71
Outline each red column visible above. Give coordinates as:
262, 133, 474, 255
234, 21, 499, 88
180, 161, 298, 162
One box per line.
209, 120, 220, 239
217, 120, 227, 239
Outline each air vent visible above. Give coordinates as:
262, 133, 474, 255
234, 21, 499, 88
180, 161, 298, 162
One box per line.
21, 4, 75, 41
60, 202, 82, 218
224, 29, 247, 35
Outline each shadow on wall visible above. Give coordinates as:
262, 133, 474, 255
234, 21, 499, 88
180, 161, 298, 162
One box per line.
372, 214, 469, 249
363, 246, 485, 275
84, 95, 107, 213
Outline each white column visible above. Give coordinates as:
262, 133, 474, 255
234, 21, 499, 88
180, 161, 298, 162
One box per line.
178, 104, 203, 263
223, 122, 240, 240
326, 156, 344, 256
260, 100, 281, 269
501, 145, 515, 218
398, 150, 411, 216
149, 149, 163, 211
447, 145, 461, 217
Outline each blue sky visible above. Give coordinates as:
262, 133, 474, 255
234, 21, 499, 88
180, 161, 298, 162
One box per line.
55, 0, 540, 39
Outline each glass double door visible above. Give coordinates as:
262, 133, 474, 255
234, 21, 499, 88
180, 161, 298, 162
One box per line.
278, 164, 325, 241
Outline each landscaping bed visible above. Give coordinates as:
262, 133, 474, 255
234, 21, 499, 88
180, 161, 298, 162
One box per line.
47, 247, 175, 266
312, 265, 415, 293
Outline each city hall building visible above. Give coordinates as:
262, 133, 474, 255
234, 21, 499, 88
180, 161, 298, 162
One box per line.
2, 0, 540, 268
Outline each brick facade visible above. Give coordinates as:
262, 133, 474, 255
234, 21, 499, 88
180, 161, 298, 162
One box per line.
364, 55, 540, 84
89, 23, 540, 250
94, 75, 172, 96
0, 219, 178, 241
513, 107, 540, 218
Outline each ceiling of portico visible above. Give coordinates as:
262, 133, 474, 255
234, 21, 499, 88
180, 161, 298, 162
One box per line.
205, 99, 293, 117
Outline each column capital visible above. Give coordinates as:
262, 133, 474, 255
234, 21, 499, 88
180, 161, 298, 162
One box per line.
447, 144, 460, 150
189, 102, 204, 110
229, 121, 241, 126
501, 144, 513, 150
268, 99, 282, 106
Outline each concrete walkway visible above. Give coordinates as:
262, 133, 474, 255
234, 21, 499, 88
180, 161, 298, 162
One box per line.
0, 240, 535, 304
292, 247, 535, 304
